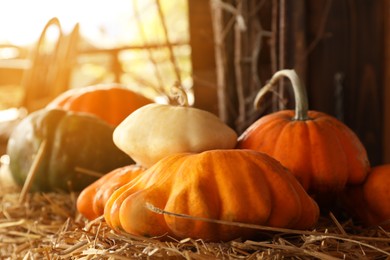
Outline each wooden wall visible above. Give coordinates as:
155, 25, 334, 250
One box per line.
188, 0, 219, 115
302, 0, 384, 166
188, 0, 387, 165
384, 0, 390, 163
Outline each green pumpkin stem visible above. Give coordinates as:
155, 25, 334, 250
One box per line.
170, 82, 189, 107
254, 69, 309, 121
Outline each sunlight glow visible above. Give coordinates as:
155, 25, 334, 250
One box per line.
0, 0, 156, 47
0, 0, 191, 104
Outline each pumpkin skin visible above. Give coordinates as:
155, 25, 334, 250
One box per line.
237, 70, 370, 194
6, 108, 134, 192
47, 84, 153, 126
104, 149, 319, 242
113, 103, 238, 168
77, 164, 145, 220
342, 164, 390, 229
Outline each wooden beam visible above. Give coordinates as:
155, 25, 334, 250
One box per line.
188, 0, 219, 115
384, 0, 390, 163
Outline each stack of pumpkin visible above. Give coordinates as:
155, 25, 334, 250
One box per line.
5, 71, 390, 242
5, 84, 152, 192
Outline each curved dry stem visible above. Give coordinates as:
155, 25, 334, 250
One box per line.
170, 83, 189, 107
254, 69, 309, 120
146, 202, 390, 256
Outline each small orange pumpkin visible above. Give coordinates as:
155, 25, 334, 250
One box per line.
76, 164, 145, 220
342, 164, 390, 229
237, 69, 370, 194
47, 84, 153, 126
104, 149, 319, 241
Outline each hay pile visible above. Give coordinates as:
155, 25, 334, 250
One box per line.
1, 179, 390, 260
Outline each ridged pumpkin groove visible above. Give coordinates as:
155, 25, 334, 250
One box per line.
103, 149, 319, 242
77, 164, 145, 220
47, 84, 153, 126
113, 99, 238, 168
342, 164, 390, 229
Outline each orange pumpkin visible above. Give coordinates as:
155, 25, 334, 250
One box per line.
342, 164, 390, 229
237, 69, 370, 194
47, 84, 153, 126
77, 164, 145, 220
104, 149, 319, 241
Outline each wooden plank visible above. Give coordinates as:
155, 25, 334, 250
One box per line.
305, 0, 384, 165
384, 0, 390, 163
188, 0, 219, 115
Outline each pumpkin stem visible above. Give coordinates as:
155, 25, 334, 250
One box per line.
254, 69, 309, 120
170, 82, 189, 107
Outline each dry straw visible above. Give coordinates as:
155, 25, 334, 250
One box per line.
1, 143, 389, 258
1, 141, 389, 259
1, 179, 390, 259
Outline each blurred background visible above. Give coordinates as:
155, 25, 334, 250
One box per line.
0, 0, 389, 166
0, 0, 191, 107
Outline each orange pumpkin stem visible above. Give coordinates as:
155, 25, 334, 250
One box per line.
254, 69, 309, 121
170, 82, 189, 106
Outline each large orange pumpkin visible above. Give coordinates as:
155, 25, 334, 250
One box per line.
104, 149, 319, 242
47, 84, 153, 126
237, 69, 370, 194
342, 164, 390, 229
77, 164, 145, 220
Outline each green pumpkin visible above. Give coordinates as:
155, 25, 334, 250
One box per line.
6, 108, 134, 192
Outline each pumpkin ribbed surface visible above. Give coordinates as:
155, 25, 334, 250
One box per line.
104, 149, 319, 241
237, 69, 370, 194
47, 84, 153, 126
113, 103, 238, 168
342, 164, 390, 229
7, 108, 134, 192
237, 110, 370, 193
77, 164, 145, 220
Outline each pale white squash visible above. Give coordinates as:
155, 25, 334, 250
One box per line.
113, 103, 238, 168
